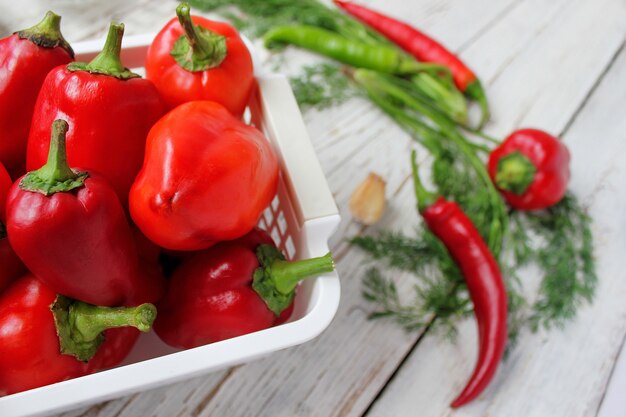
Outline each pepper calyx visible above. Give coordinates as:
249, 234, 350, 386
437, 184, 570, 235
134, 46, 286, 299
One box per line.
252, 244, 335, 316
19, 120, 88, 196
16, 11, 74, 57
171, 3, 228, 72
52, 296, 157, 362
67, 22, 139, 80
495, 151, 537, 195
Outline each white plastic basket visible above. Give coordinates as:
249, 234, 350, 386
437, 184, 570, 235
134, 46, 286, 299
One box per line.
0, 35, 340, 417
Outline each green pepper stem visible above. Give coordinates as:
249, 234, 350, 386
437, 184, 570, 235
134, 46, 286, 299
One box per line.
495, 151, 536, 195
270, 253, 335, 295
70, 302, 157, 342
411, 150, 438, 212
16, 11, 74, 56
38, 120, 75, 183
172, 2, 227, 71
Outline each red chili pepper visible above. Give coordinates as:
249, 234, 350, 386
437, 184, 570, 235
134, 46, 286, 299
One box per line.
129, 100, 279, 251
487, 129, 570, 210
334, 0, 490, 127
0, 274, 156, 395
411, 151, 507, 407
26, 22, 164, 207
153, 228, 333, 348
0, 162, 26, 292
0, 11, 74, 180
7, 120, 164, 306
146, 3, 254, 117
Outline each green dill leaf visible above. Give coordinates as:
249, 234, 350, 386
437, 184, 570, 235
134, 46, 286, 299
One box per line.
290, 63, 358, 110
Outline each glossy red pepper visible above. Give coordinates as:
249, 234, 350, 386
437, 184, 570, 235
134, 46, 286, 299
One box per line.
130, 100, 279, 251
7, 120, 164, 306
0, 162, 27, 292
0, 11, 74, 180
334, 0, 489, 127
26, 23, 164, 207
146, 3, 254, 117
487, 129, 570, 210
0, 274, 156, 395
154, 228, 334, 349
411, 151, 507, 407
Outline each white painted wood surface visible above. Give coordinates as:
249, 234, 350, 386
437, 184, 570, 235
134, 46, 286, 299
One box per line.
1, 1, 625, 416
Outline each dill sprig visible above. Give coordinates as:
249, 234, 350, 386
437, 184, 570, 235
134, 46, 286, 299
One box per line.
290, 63, 359, 110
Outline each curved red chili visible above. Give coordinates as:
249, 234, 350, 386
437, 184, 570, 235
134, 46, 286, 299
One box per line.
487, 129, 570, 210
411, 151, 507, 407
334, 0, 489, 127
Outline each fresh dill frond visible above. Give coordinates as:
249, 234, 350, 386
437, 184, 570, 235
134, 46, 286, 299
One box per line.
290, 63, 359, 110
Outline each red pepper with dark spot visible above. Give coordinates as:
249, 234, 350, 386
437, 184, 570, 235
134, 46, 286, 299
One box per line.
0, 162, 26, 292
334, 0, 489, 127
0, 11, 74, 180
0, 274, 156, 395
26, 22, 164, 207
411, 151, 507, 407
129, 100, 279, 251
7, 120, 164, 307
146, 3, 254, 117
154, 228, 334, 349
487, 129, 570, 210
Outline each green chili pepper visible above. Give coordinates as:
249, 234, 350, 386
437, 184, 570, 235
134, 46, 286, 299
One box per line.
264, 25, 444, 75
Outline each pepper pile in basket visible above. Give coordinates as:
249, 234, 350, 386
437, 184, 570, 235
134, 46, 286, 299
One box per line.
188, 0, 596, 408
0, 4, 335, 395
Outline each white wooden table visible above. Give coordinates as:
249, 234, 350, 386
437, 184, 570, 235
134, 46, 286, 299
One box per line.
2, 0, 626, 416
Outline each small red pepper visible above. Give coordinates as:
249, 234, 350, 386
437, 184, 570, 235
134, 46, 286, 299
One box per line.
7, 120, 164, 306
130, 100, 279, 251
487, 129, 570, 210
26, 22, 164, 207
0, 274, 156, 395
334, 0, 490, 127
146, 3, 254, 117
0, 162, 26, 292
411, 151, 507, 407
154, 228, 334, 349
0, 11, 74, 180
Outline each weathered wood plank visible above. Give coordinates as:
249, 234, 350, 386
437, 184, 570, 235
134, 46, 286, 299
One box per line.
365, 1, 626, 415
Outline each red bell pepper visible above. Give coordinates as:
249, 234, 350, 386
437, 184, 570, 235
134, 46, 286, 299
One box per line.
154, 228, 334, 349
412, 151, 507, 407
0, 11, 74, 180
145, 3, 254, 117
0, 274, 156, 395
487, 129, 570, 210
130, 100, 279, 251
7, 120, 164, 306
26, 22, 164, 207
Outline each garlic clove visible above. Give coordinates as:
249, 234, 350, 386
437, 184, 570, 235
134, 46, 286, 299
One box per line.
349, 172, 386, 225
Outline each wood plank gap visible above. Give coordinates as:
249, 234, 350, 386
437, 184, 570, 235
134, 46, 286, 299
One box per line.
111, 394, 140, 417
190, 366, 240, 416
360, 315, 438, 417
456, 0, 525, 53
559, 39, 626, 137
594, 331, 626, 417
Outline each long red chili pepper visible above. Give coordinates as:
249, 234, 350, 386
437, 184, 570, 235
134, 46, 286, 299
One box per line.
334, 0, 490, 127
0, 274, 156, 395
411, 151, 507, 407
0, 11, 74, 180
7, 120, 164, 306
488, 129, 570, 210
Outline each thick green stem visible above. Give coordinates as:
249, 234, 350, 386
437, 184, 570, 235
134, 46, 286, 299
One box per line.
465, 80, 491, 129
411, 150, 438, 213
495, 151, 536, 195
70, 302, 157, 341
171, 2, 227, 72
16, 10, 74, 56
19, 120, 87, 195
270, 252, 335, 294
67, 23, 139, 79
253, 245, 335, 315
